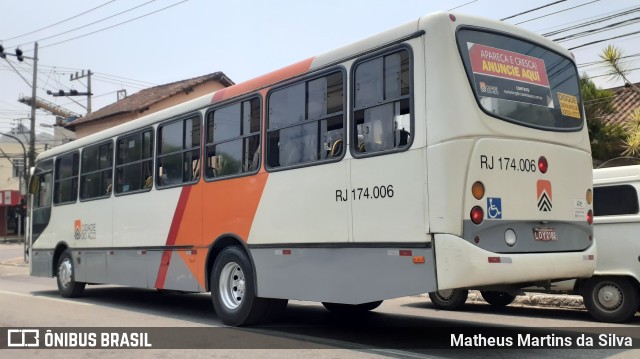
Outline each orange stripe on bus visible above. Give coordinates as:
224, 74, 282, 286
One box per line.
169, 173, 270, 288
155, 186, 192, 289
211, 57, 314, 103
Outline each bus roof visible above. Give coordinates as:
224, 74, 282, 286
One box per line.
594, 165, 640, 185
37, 11, 573, 162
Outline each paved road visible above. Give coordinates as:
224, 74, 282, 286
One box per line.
0, 243, 638, 358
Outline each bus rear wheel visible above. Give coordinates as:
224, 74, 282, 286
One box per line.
322, 300, 383, 314
428, 289, 468, 310
480, 291, 516, 308
582, 276, 640, 323
56, 250, 85, 298
211, 246, 284, 326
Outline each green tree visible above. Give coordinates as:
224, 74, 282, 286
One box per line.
600, 45, 640, 158
580, 74, 625, 161
600, 45, 640, 94
622, 108, 640, 156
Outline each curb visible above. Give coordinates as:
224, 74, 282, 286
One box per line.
0, 257, 29, 267
467, 290, 584, 309
421, 290, 585, 310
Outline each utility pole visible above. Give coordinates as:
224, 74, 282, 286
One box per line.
28, 42, 38, 173
69, 70, 93, 113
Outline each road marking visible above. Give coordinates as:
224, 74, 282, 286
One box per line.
0, 290, 93, 306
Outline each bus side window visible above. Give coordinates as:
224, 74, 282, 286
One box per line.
53, 152, 79, 205
266, 70, 345, 169
116, 129, 154, 194
353, 49, 412, 154
205, 98, 261, 179
156, 116, 200, 188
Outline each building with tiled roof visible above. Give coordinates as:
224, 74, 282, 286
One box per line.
600, 82, 640, 128
66, 72, 234, 138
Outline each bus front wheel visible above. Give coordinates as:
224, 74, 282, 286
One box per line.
582, 276, 640, 323
56, 249, 85, 298
428, 289, 468, 310
211, 246, 274, 326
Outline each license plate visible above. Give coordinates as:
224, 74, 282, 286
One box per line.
533, 227, 558, 241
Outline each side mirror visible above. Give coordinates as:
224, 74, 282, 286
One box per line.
28, 176, 40, 195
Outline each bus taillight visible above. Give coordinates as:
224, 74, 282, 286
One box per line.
538, 156, 548, 173
587, 209, 593, 225
472, 181, 485, 200
470, 206, 484, 224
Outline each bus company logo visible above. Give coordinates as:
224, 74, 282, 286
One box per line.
537, 180, 552, 212
7, 329, 39, 347
74, 220, 82, 240
479, 81, 499, 95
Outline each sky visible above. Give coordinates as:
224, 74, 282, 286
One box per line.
1, 0, 639, 137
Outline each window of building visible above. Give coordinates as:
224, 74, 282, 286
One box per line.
205, 98, 260, 178
12, 158, 24, 178
157, 116, 201, 187
80, 141, 113, 200
115, 129, 154, 194
593, 185, 639, 216
352, 49, 412, 155
54, 152, 79, 205
267, 71, 344, 169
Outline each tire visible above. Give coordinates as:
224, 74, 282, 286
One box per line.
480, 291, 516, 308
322, 300, 383, 314
428, 289, 468, 310
583, 276, 640, 323
211, 246, 270, 326
56, 250, 85, 298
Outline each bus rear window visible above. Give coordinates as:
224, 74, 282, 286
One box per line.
457, 28, 583, 131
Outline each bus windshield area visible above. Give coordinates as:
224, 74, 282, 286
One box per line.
457, 28, 583, 132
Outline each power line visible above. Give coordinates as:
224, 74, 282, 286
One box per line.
541, 6, 640, 36
2, 1, 116, 43
447, 0, 479, 11
568, 30, 640, 50
552, 16, 640, 43
514, 0, 601, 26
2, 60, 32, 87
501, 0, 567, 21
12, 0, 159, 49
38, 0, 189, 50
578, 53, 640, 67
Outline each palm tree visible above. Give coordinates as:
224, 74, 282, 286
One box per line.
600, 45, 640, 94
600, 45, 640, 158
622, 108, 640, 156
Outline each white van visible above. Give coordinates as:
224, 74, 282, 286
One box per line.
578, 165, 640, 322
428, 165, 640, 323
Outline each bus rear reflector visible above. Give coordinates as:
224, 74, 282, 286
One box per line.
470, 206, 484, 224
538, 156, 548, 173
587, 209, 593, 225
488, 257, 512, 263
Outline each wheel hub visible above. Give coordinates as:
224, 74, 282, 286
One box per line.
219, 262, 245, 310
596, 284, 622, 311
58, 259, 72, 289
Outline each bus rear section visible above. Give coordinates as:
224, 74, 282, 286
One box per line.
427, 19, 595, 295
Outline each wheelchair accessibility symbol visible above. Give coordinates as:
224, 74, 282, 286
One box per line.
487, 197, 502, 219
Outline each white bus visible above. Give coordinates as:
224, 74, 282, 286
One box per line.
29, 12, 596, 326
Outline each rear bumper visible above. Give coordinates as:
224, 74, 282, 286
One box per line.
434, 233, 596, 290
